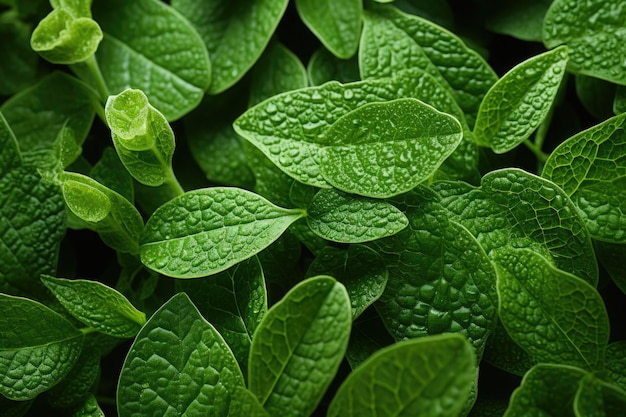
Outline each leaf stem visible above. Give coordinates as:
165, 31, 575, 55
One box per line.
523, 139, 549, 164
80, 326, 98, 335
70, 54, 110, 103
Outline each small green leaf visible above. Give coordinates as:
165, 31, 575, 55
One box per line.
543, 0, 626, 85
319, 98, 462, 197
307, 47, 360, 86
248, 276, 351, 417
41, 275, 146, 338
575, 374, 626, 416
63, 180, 111, 222
117, 292, 244, 417
494, 247, 609, 369
327, 334, 477, 417
474, 46, 568, 153
73, 394, 105, 417
306, 188, 408, 242
140, 187, 306, 278
93, 0, 211, 121
171, 0, 288, 95
0, 294, 83, 401
305, 245, 388, 319
295, 0, 362, 59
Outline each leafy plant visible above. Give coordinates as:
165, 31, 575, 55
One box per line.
1, 0, 626, 416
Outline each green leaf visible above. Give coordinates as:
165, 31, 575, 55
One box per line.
485, 0, 552, 42
140, 187, 306, 278
41, 275, 146, 338
105, 88, 176, 187
327, 334, 477, 417
543, 0, 626, 85
360, 4, 497, 125
615, 85, 626, 115
248, 276, 351, 417
433, 168, 599, 286
594, 241, 626, 295
482, 320, 536, 377
92, 0, 211, 121
228, 386, 269, 417
305, 245, 388, 319
494, 247, 609, 369
605, 341, 626, 391
576, 74, 617, 120
117, 292, 244, 417
474, 46, 568, 153
90, 147, 134, 203
295, 0, 362, 59
575, 374, 626, 416
306, 188, 408, 242
0, 294, 83, 401
45, 345, 100, 409
319, 98, 462, 197
73, 394, 105, 417
0, 72, 96, 170
0, 111, 21, 175
176, 256, 267, 377
542, 113, 626, 243
307, 47, 360, 86
171, 0, 288, 95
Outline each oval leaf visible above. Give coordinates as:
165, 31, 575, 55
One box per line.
327, 334, 476, 417
140, 187, 306, 278
248, 276, 351, 417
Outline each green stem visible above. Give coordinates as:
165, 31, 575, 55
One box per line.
524, 139, 549, 164
83, 54, 109, 101
80, 326, 98, 335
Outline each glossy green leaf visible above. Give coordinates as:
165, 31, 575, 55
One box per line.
90, 147, 134, 203
474, 46, 568, 153
370, 187, 498, 357
327, 334, 477, 417
171, 0, 288, 95
295, 0, 362, 59
248, 276, 351, 417
542, 113, 626, 243
543, 0, 626, 85
92, 0, 211, 121
41, 275, 146, 338
575, 374, 626, 416
117, 292, 244, 417
305, 245, 388, 319
433, 168, 598, 286
234, 68, 466, 188
319, 98, 462, 197
73, 394, 105, 417
0, 294, 83, 401
605, 341, 626, 391
140, 187, 306, 278
483, 320, 536, 377
306, 188, 408, 242
0, 72, 95, 170
307, 47, 360, 86
176, 256, 267, 376
360, 4, 497, 125
228, 386, 269, 417
494, 247, 609, 369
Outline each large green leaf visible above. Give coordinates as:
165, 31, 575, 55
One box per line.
327, 334, 476, 417
494, 247, 609, 369
543, 0, 626, 85
140, 187, 305, 278
248, 276, 351, 417
575, 374, 626, 416
92, 0, 211, 121
0, 294, 84, 401
117, 293, 244, 417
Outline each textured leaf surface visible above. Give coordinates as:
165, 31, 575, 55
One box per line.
140, 187, 305, 278
117, 293, 244, 417
542, 113, 626, 243
295, 0, 362, 59
172, 0, 288, 94
306, 188, 408, 242
93, 0, 211, 121
327, 334, 476, 417
74, 394, 105, 417
41, 276, 146, 338
483, 320, 536, 377
0, 294, 83, 401
228, 386, 269, 417
45, 345, 100, 409
494, 247, 609, 369
319, 98, 462, 197
474, 46, 568, 153
306, 245, 388, 319
248, 276, 351, 417
543, 0, 626, 85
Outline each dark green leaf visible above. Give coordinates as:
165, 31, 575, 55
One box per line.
605, 341, 626, 391
73, 394, 105, 417
575, 374, 626, 416
485, 0, 552, 42
90, 147, 134, 203
307, 47, 360, 86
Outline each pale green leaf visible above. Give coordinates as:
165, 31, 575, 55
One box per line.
140, 187, 305, 278
0, 294, 83, 401
295, 0, 362, 59
41, 275, 146, 338
494, 247, 609, 369
93, 0, 211, 121
474, 46, 568, 153
319, 98, 462, 197
306, 188, 408, 242
248, 276, 351, 417
307, 47, 360, 86
543, 0, 626, 85
171, 0, 288, 95
327, 334, 477, 417
575, 374, 626, 416
117, 292, 244, 417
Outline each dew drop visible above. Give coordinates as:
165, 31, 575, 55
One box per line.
266, 103, 277, 114
343, 89, 354, 100
311, 91, 323, 103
